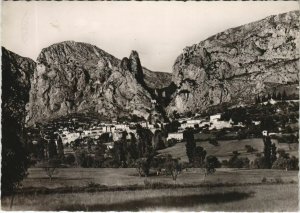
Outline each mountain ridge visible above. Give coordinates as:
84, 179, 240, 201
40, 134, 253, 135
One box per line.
167, 10, 299, 116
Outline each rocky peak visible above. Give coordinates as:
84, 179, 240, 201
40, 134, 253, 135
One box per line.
26, 41, 167, 126
167, 10, 299, 116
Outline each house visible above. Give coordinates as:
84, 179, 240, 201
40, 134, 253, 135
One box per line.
252, 121, 261, 125
209, 114, 232, 130
210, 114, 221, 122
167, 132, 183, 141
181, 122, 196, 129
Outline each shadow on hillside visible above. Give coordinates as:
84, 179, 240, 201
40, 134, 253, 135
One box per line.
60, 191, 254, 211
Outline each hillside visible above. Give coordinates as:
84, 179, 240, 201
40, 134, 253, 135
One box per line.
167, 10, 299, 116
158, 139, 299, 163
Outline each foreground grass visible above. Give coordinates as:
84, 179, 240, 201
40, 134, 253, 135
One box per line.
2, 184, 298, 211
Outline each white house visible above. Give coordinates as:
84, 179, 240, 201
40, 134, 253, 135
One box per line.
167, 132, 183, 141
262, 130, 268, 136
209, 114, 233, 130
210, 114, 221, 122
60, 132, 81, 144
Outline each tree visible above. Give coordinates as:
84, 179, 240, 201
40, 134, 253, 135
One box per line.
135, 158, 151, 177
64, 154, 76, 165
136, 125, 154, 158
164, 155, 181, 184
165, 120, 181, 133
277, 92, 282, 100
41, 158, 61, 181
263, 136, 276, 169
282, 90, 287, 101
184, 129, 196, 163
205, 155, 221, 175
272, 91, 277, 100
48, 140, 58, 159
194, 146, 207, 167
56, 135, 64, 160
127, 133, 139, 161
2, 127, 29, 196
36, 138, 47, 160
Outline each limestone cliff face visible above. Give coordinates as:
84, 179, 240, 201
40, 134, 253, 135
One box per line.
26, 41, 163, 126
167, 11, 299, 115
2, 47, 36, 127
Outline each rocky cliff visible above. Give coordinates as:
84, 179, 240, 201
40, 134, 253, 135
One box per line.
2, 47, 36, 126
26, 41, 166, 126
167, 10, 299, 115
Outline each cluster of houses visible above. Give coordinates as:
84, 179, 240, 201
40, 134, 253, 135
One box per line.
38, 113, 260, 148
57, 120, 163, 144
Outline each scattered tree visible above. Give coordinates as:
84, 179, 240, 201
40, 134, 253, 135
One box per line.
204, 155, 221, 175
164, 155, 181, 184
184, 129, 196, 163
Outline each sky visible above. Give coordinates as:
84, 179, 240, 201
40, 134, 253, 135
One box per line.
2, 1, 299, 73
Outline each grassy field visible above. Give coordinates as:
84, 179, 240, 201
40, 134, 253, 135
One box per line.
2, 138, 299, 211
20, 168, 298, 189
158, 138, 299, 162
2, 167, 298, 211
2, 183, 298, 211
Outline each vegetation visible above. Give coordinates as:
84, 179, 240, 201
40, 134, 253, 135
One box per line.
184, 129, 196, 163
2, 113, 29, 196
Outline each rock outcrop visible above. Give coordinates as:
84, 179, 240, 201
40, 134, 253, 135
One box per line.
26, 41, 165, 126
2, 47, 36, 126
167, 10, 299, 115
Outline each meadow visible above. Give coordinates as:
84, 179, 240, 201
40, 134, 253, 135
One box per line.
2, 138, 298, 211
1, 167, 298, 211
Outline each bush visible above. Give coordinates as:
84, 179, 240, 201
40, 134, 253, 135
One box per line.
136, 158, 151, 177
205, 155, 221, 174
262, 177, 267, 183
221, 160, 228, 167
251, 156, 268, 169
166, 138, 177, 147
64, 154, 75, 165
86, 181, 101, 188
228, 155, 250, 168
274, 177, 283, 184
208, 138, 219, 146
245, 145, 256, 153
272, 156, 299, 170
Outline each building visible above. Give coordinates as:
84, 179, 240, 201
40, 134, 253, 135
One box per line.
167, 132, 183, 141
209, 114, 232, 130
262, 130, 268, 136
210, 114, 221, 122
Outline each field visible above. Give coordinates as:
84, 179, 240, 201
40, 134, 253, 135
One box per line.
158, 138, 299, 162
2, 168, 298, 211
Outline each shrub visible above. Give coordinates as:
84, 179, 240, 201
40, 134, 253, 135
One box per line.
262, 177, 267, 183
208, 138, 219, 146
251, 156, 268, 169
205, 155, 221, 174
274, 177, 283, 184
64, 154, 75, 165
166, 138, 177, 147
135, 158, 151, 177
245, 145, 256, 153
222, 160, 228, 167
86, 181, 101, 188
228, 155, 250, 168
